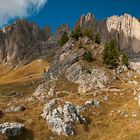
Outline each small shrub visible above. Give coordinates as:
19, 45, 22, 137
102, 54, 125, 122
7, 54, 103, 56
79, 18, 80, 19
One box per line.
103, 39, 129, 68
121, 52, 129, 67
71, 26, 83, 40
60, 31, 69, 47
83, 28, 94, 40
95, 33, 101, 44
103, 39, 120, 68
84, 51, 93, 62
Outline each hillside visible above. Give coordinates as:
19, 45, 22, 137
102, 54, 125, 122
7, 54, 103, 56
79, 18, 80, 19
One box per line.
1, 12, 140, 140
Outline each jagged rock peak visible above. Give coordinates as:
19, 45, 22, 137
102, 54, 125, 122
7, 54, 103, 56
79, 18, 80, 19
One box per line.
1, 19, 40, 34
56, 24, 70, 34
2, 24, 12, 33
75, 12, 96, 28
106, 13, 140, 38
0, 19, 53, 66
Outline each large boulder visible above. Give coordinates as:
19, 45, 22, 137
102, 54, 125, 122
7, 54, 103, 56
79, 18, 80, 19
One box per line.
0, 122, 24, 137
41, 99, 86, 136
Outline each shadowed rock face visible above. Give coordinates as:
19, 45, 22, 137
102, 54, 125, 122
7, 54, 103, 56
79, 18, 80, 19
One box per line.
0, 19, 52, 67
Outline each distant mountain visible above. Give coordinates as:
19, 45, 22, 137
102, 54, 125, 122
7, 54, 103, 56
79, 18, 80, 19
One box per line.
75, 13, 140, 58
0, 19, 51, 67
0, 12, 140, 68
0, 20, 69, 67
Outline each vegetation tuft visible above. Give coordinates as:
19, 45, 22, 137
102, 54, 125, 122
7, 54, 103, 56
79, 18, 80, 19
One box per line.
103, 39, 129, 68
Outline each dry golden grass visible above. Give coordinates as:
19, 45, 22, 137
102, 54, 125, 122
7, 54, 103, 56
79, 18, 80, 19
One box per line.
1, 58, 140, 140
0, 59, 49, 84
1, 73, 140, 140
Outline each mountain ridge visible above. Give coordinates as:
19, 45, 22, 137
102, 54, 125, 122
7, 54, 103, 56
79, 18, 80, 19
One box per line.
0, 12, 140, 68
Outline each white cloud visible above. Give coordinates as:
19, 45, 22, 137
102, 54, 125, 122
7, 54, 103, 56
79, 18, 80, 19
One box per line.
0, 0, 47, 26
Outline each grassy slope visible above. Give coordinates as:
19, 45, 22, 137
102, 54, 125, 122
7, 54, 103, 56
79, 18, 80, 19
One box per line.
1, 71, 140, 140
0, 59, 49, 84
1, 45, 140, 140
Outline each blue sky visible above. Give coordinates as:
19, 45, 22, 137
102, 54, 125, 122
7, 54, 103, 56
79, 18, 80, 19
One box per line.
27, 0, 140, 31
1, 0, 140, 31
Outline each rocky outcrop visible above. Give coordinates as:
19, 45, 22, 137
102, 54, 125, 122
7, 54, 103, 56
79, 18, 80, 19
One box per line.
45, 39, 86, 80
0, 122, 24, 137
75, 13, 96, 29
106, 14, 140, 58
34, 74, 57, 101
66, 62, 109, 93
43, 38, 114, 93
41, 99, 86, 136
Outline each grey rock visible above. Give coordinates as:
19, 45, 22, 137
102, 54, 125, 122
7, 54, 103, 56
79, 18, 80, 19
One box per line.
42, 99, 86, 136
103, 96, 108, 101
93, 99, 100, 107
5, 106, 15, 113
45, 39, 86, 81
27, 96, 36, 102
33, 83, 48, 97
76, 105, 85, 114
116, 65, 128, 75
127, 72, 133, 78
66, 62, 109, 93
132, 112, 138, 118
48, 86, 56, 97
14, 105, 26, 112
0, 122, 24, 137
5, 105, 26, 113
0, 19, 53, 67
85, 99, 100, 107
85, 100, 94, 106
128, 80, 138, 85
137, 93, 140, 106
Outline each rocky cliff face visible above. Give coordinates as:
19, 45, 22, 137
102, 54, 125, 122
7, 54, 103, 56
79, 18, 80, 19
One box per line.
1, 13, 140, 68
0, 19, 52, 67
44, 38, 115, 93
75, 13, 140, 58
75, 13, 96, 29
106, 14, 140, 58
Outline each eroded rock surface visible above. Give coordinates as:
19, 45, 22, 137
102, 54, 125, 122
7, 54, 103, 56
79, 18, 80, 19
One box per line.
41, 99, 86, 136
66, 62, 109, 93
0, 122, 24, 137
